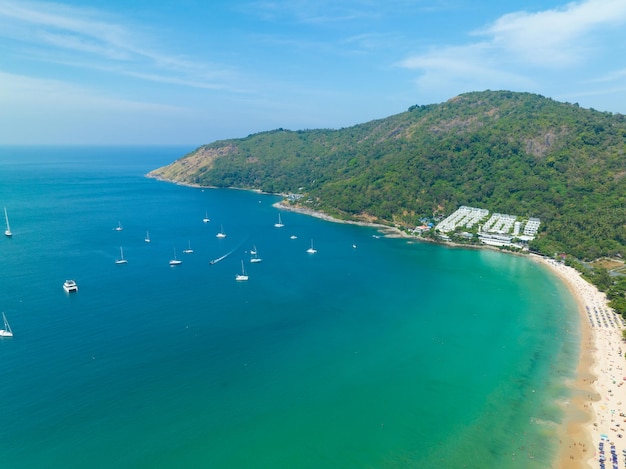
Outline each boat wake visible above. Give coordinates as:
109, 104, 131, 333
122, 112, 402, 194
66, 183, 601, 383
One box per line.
209, 252, 230, 265
209, 239, 246, 265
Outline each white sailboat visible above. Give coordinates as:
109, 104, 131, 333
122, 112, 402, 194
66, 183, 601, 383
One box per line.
169, 248, 182, 266
0, 312, 13, 337
274, 213, 284, 228
144, 231, 151, 243
203, 211, 210, 223
306, 239, 317, 254
235, 260, 248, 281
216, 225, 227, 238
4, 207, 12, 237
115, 246, 128, 264
250, 246, 262, 263
183, 240, 194, 254
114, 221, 123, 231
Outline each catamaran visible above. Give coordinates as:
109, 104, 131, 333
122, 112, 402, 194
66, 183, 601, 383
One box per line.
115, 246, 128, 264
63, 280, 78, 293
4, 207, 12, 237
235, 260, 249, 281
274, 213, 284, 228
0, 312, 13, 337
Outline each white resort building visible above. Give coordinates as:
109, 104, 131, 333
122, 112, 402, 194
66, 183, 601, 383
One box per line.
435, 206, 489, 232
435, 205, 541, 249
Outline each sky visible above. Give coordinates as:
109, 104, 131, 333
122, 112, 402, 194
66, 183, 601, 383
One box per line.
1, 0, 625, 145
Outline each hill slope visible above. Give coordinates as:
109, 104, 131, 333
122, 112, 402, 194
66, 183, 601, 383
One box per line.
149, 90, 626, 260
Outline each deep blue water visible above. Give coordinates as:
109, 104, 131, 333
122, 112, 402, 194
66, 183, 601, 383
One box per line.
0, 146, 579, 468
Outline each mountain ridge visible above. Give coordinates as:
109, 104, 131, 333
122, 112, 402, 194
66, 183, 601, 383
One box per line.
148, 90, 626, 260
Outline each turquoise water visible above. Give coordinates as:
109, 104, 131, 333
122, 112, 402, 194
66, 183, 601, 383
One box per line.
0, 146, 579, 468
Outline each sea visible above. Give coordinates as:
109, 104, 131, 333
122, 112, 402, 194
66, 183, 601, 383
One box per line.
0, 146, 580, 468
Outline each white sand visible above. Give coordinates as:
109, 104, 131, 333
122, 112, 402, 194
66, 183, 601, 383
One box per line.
537, 257, 626, 468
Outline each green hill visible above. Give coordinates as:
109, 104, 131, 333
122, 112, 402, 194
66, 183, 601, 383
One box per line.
149, 90, 626, 261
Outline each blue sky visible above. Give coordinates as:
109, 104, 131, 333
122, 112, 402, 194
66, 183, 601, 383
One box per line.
1, 0, 625, 144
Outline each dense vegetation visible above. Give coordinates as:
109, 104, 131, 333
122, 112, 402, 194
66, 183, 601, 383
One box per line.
565, 257, 626, 317
149, 90, 626, 262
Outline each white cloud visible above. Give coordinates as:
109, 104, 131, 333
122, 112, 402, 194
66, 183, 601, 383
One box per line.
0, 0, 239, 91
0, 71, 186, 113
585, 67, 626, 84
398, 43, 535, 98
477, 0, 626, 67
564, 85, 626, 100
0, 1, 136, 57
0, 70, 197, 143
397, 0, 626, 100
37, 30, 133, 61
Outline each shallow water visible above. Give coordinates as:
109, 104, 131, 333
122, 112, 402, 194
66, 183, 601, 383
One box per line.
0, 146, 579, 468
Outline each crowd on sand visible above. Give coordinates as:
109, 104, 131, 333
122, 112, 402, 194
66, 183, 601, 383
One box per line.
537, 258, 626, 469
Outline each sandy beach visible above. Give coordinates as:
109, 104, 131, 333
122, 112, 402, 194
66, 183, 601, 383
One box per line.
276, 202, 626, 469
534, 258, 626, 469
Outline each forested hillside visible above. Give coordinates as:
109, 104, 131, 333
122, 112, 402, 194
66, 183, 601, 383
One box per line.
149, 90, 626, 261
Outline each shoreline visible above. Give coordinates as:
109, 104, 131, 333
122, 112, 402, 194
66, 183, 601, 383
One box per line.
536, 258, 626, 469
535, 257, 597, 469
150, 179, 624, 468
276, 202, 625, 469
